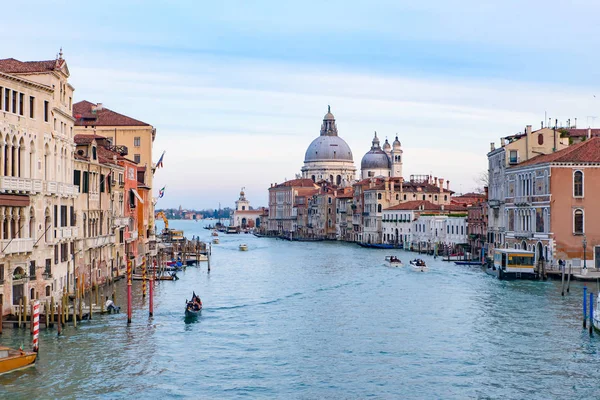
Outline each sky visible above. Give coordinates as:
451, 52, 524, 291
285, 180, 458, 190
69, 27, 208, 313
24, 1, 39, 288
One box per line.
3, 1, 600, 209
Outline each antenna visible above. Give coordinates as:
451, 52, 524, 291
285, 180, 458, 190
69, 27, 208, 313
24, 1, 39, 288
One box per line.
587, 116, 598, 127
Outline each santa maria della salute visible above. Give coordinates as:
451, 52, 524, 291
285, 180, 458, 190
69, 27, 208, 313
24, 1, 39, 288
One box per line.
300, 106, 404, 185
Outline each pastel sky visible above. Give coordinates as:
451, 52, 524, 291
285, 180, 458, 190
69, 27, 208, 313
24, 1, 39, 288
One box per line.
3, 1, 600, 209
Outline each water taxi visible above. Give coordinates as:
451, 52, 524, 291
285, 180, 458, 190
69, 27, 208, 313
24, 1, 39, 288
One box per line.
488, 249, 537, 280
239, 244, 248, 251
211, 231, 219, 237
212, 238, 219, 244
409, 259, 428, 272
0, 346, 37, 375
385, 256, 403, 267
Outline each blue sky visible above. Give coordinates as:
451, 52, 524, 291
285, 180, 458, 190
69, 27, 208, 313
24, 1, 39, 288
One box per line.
3, 1, 600, 208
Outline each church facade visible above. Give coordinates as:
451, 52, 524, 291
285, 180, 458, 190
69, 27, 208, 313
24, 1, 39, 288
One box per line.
231, 189, 262, 229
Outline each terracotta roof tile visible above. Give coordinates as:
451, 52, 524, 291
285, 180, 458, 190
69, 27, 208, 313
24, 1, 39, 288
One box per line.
515, 137, 600, 167
73, 100, 150, 127
385, 200, 467, 212
565, 128, 600, 138
0, 58, 64, 74
271, 178, 318, 189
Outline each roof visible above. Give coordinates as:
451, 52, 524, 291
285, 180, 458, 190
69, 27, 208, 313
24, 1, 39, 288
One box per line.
565, 128, 600, 138
385, 200, 467, 212
73, 100, 150, 127
515, 137, 600, 167
0, 58, 65, 74
271, 179, 318, 189
74, 134, 107, 145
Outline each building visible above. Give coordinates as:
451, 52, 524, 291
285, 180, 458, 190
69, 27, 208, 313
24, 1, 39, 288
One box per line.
486, 125, 570, 257
73, 134, 126, 289
267, 178, 319, 236
382, 201, 468, 254
360, 132, 403, 179
231, 188, 263, 229
73, 101, 156, 267
0, 54, 78, 314
301, 107, 356, 186
466, 190, 488, 262
504, 137, 600, 269
335, 189, 353, 241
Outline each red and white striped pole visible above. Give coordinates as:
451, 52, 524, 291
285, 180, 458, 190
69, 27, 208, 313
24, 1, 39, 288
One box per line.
32, 301, 40, 352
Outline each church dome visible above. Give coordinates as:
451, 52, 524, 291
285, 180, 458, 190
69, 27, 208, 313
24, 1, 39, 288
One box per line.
304, 106, 354, 162
361, 132, 391, 169
383, 138, 391, 152
393, 135, 401, 149
304, 136, 353, 162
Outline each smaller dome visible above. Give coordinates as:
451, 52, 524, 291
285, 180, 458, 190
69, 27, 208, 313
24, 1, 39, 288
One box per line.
383, 138, 391, 152
361, 132, 391, 170
393, 135, 401, 148
323, 105, 335, 121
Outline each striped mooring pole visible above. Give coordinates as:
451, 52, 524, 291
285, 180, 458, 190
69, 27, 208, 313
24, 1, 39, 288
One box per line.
32, 301, 40, 352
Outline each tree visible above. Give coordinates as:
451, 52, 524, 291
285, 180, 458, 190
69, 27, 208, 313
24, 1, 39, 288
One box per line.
473, 171, 489, 194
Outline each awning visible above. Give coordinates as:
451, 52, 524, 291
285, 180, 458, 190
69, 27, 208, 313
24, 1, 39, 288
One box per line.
131, 188, 144, 204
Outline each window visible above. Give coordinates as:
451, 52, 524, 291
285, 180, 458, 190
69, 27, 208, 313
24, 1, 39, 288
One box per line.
92, 146, 97, 160
538, 134, 544, 145
45, 259, 51, 275
422, 195, 426, 200
70, 206, 75, 226
46, 286, 51, 296
4, 88, 9, 111
19, 93, 24, 115
377, 193, 382, 200
574, 170, 583, 197
509, 150, 518, 164
54, 245, 59, 265
100, 174, 105, 193
377, 204, 382, 213
82, 171, 89, 193
12, 90, 17, 113
29, 261, 36, 280
0, 87, 2, 110
73, 170, 81, 191
29, 96, 35, 118
61, 206, 67, 227
574, 209, 584, 234
44, 101, 49, 122
134, 154, 141, 164
403, 194, 407, 201
134, 137, 141, 147
0, 264, 4, 282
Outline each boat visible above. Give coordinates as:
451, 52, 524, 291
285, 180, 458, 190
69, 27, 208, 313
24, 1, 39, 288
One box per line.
593, 294, 600, 333
239, 244, 248, 251
454, 261, 483, 266
0, 346, 37, 375
226, 226, 239, 234
357, 242, 398, 249
185, 292, 202, 318
211, 231, 219, 237
489, 249, 537, 280
385, 256, 403, 267
409, 259, 428, 272
212, 238, 219, 244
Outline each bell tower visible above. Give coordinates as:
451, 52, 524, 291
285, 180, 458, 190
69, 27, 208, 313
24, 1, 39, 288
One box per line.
391, 135, 403, 178
235, 188, 250, 211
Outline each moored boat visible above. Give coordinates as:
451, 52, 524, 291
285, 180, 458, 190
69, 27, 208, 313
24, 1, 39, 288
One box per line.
593, 294, 600, 333
0, 346, 37, 375
239, 244, 248, 251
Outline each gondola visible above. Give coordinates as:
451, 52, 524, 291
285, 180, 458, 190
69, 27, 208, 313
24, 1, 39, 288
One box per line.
185, 292, 203, 317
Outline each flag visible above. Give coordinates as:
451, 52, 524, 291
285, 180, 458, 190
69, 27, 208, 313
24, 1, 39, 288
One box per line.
156, 151, 165, 169
159, 186, 165, 198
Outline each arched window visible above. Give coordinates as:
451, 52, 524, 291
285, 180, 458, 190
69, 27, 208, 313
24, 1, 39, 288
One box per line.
538, 134, 544, 145
377, 204, 382, 213
574, 209, 584, 234
45, 286, 51, 297
396, 194, 399, 200
573, 170, 583, 197
311, 175, 315, 182
377, 193, 382, 200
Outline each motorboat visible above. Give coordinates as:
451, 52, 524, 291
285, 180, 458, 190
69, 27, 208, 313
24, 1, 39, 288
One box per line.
0, 346, 37, 375
211, 231, 219, 237
212, 238, 219, 244
239, 244, 248, 251
409, 259, 428, 272
185, 292, 202, 318
385, 256, 403, 267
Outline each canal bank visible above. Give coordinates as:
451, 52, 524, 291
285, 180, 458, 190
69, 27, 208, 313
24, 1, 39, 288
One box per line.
1, 219, 599, 399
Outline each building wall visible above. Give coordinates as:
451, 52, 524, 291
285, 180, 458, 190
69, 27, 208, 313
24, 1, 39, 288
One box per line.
551, 166, 600, 267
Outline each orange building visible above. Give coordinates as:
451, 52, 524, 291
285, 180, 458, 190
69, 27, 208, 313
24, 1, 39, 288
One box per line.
505, 137, 600, 269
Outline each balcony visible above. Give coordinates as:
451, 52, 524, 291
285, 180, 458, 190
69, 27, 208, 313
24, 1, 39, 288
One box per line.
54, 227, 79, 240
514, 196, 532, 206
113, 217, 130, 227
46, 181, 78, 197
0, 238, 34, 255
89, 193, 99, 202
125, 230, 138, 242
85, 234, 115, 248
0, 176, 43, 194
488, 199, 502, 208
513, 231, 534, 239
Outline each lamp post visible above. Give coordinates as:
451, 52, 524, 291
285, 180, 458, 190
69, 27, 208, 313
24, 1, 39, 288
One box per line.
583, 236, 588, 269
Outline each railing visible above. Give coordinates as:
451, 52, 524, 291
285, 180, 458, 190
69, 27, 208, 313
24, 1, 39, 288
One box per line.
45, 181, 77, 196
0, 238, 34, 254
113, 217, 130, 227
54, 227, 79, 240
89, 193, 100, 202
85, 234, 114, 248
513, 231, 534, 239
514, 196, 532, 205
0, 176, 43, 194
125, 230, 138, 242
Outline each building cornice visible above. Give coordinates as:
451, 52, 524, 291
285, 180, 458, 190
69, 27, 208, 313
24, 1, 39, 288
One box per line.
0, 71, 53, 92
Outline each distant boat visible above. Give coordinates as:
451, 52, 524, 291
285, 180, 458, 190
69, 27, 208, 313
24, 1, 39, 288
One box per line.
409, 259, 428, 272
185, 293, 202, 318
385, 256, 403, 267
454, 261, 483, 266
0, 346, 37, 375
212, 238, 219, 244
239, 244, 248, 251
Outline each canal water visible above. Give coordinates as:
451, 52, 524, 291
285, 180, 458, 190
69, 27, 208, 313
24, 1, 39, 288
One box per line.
1, 219, 599, 399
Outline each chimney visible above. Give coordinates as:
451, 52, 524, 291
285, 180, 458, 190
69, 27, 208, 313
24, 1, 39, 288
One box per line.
490, 143, 495, 152
438, 178, 444, 192
434, 177, 438, 186
390, 180, 395, 193
575, 118, 577, 128
446, 180, 450, 191
385, 177, 390, 191
588, 127, 592, 139
526, 125, 532, 135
